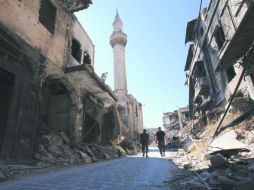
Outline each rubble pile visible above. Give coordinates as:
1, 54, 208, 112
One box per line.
0, 132, 127, 182
119, 137, 140, 155
169, 150, 254, 190
168, 101, 254, 190
34, 132, 126, 165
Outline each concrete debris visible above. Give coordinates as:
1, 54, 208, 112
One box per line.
208, 131, 247, 153
60, 132, 70, 144
34, 133, 126, 165
119, 137, 141, 155
0, 132, 127, 182
167, 103, 254, 190
170, 150, 254, 189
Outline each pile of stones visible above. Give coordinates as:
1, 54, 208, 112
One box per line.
0, 132, 127, 182
169, 144, 254, 190
34, 132, 126, 165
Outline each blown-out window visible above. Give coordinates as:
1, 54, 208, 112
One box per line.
39, 0, 56, 34
214, 24, 225, 50
71, 39, 82, 63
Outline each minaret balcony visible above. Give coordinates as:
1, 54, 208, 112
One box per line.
110, 32, 127, 47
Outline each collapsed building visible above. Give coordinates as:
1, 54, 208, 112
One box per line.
171, 1, 254, 188
0, 0, 124, 161
163, 107, 190, 142
185, 0, 254, 120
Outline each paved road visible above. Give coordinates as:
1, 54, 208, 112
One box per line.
0, 147, 180, 190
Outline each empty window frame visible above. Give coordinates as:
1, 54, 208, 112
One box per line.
214, 24, 226, 50
39, 0, 57, 34
71, 39, 82, 63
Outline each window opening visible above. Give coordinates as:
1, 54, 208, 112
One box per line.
71, 39, 81, 63
39, 0, 56, 34
214, 25, 225, 50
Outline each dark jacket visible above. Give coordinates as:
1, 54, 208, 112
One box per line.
156, 130, 165, 141
140, 133, 149, 144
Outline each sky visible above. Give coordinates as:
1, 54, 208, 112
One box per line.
75, 0, 209, 128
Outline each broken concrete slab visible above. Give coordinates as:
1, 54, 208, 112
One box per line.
85, 145, 96, 158
208, 131, 248, 153
60, 132, 70, 144
104, 153, 111, 160
48, 144, 62, 156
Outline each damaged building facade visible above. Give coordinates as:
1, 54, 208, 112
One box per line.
0, 0, 123, 160
110, 12, 144, 140
163, 107, 190, 140
185, 0, 254, 119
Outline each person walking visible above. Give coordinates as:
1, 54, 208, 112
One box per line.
156, 127, 166, 157
140, 129, 149, 157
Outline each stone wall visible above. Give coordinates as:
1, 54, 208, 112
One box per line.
0, 0, 68, 66
0, 0, 119, 161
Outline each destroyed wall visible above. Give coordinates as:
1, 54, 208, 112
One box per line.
177, 107, 190, 129
204, 0, 254, 102
81, 95, 119, 145
163, 107, 190, 140
163, 112, 179, 129
0, 26, 42, 160
185, 0, 254, 118
66, 16, 94, 68
0, 0, 73, 160
0, 0, 68, 66
0, 0, 120, 160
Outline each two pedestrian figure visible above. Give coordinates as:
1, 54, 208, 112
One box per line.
156, 127, 166, 157
140, 129, 149, 157
140, 127, 166, 157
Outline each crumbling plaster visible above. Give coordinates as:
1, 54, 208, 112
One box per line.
68, 15, 95, 67
0, 0, 68, 66
0, 0, 122, 160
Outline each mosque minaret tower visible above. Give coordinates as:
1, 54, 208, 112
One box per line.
110, 10, 128, 107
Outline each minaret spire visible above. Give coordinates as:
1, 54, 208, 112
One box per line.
114, 9, 122, 23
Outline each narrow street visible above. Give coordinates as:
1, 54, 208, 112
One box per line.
0, 148, 180, 190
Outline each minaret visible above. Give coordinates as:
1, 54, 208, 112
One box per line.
110, 10, 128, 107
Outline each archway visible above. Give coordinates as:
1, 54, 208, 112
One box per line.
40, 79, 72, 137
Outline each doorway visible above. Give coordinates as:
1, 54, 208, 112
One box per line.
0, 68, 14, 153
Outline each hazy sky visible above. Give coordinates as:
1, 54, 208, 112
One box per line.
75, 1, 209, 128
